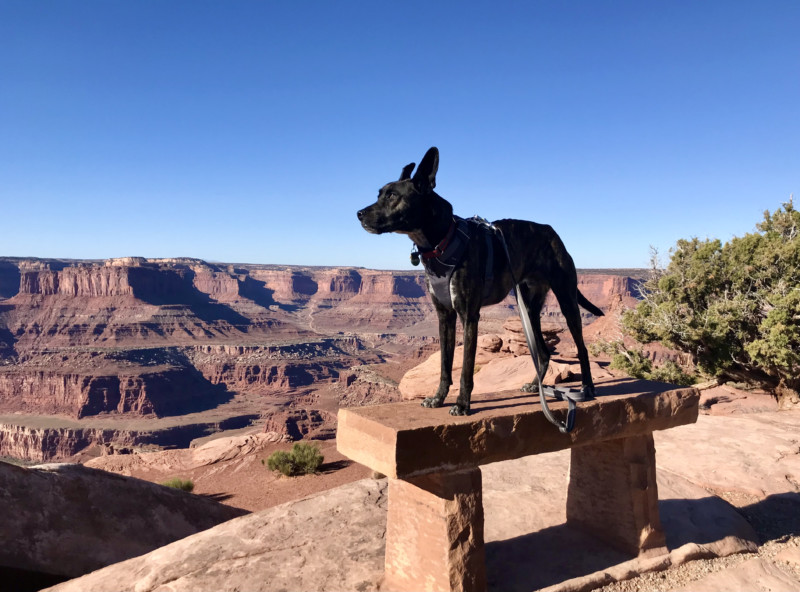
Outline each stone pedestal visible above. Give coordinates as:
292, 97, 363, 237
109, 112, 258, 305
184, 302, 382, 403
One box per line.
384, 468, 486, 592
566, 433, 667, 557
338, 381, 699, 590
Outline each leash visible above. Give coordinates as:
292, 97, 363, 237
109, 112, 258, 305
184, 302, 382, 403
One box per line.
473, 217, 588, 434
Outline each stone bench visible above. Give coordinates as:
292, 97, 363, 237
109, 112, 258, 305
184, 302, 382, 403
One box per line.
337, 378, 700, 592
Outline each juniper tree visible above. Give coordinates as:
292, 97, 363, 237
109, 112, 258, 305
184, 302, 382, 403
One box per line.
622, 199, 799, 405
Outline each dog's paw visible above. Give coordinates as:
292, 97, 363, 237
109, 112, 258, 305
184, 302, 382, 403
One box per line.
521, 381, 540, 394
449, 404, 469, 416
421, 396, 444, 408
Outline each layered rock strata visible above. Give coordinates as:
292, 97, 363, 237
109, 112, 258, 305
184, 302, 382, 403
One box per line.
0, 257, 645, 462
0, 414, 259, 462
0, 365, 223, 418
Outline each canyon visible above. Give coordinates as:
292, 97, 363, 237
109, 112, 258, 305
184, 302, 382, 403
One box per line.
0, 256, 644, 462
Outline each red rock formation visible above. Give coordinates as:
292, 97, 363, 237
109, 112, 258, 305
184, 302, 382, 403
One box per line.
0, 365, 226, 418
0, 413, 259, 461
537, 274, 641, 327
262, 408, 336, 441
0, 257, 646, 461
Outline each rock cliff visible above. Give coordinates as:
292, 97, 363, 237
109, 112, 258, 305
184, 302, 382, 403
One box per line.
0, 364, 226, 418
0, 412, 261, 462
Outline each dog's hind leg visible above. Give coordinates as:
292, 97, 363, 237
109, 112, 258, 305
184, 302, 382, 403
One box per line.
519, 283, 551, 393
422, 306, 457, 409
553, 285, 596, 400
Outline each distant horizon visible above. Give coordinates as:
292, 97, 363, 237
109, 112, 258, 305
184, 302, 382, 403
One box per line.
0, 254, 648, 274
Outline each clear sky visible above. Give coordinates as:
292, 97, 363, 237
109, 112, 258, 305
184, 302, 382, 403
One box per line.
1, 1, 797, 270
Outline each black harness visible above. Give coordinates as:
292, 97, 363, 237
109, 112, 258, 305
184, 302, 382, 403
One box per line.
413, 216, 494, 310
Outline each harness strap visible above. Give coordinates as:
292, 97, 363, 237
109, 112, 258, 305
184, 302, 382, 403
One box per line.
421, 219, 457, 260
489, 223, 584, 434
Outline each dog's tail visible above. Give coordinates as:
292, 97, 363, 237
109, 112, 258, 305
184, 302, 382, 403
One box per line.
577, 290, 604, 317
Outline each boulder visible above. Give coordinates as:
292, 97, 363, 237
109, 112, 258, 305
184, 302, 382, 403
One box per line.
398, 345, 613, 401
45, 479, 388, 592
477, 333, 503, 353
0, 461, 246, 579
191, 432, 282, 466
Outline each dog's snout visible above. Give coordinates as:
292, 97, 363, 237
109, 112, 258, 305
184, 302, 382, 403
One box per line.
357, 209, 365, 220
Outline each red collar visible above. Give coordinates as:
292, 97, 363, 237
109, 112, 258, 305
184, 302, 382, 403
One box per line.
421, 219, 457, 260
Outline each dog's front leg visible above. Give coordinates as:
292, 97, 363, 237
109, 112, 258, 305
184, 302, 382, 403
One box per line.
451, 312, 479, 416
422, 307, 457, 409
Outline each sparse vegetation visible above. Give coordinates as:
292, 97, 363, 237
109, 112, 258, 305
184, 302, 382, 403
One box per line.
622, 199, 800, 404
590, 340, 696, 386
266, 450, 296, 476
161, 477, 195, 492
265, 443, 324, 477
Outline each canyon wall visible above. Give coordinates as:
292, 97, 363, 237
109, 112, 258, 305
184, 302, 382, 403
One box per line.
0, 257, 644, 460
0, 364, 228, 418
188, 338, 379, 393
0, 414, 259, 463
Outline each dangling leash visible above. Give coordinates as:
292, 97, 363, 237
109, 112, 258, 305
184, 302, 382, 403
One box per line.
472, 217, 590, 434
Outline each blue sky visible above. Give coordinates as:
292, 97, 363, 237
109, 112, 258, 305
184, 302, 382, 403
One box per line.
1, 1, 797, 270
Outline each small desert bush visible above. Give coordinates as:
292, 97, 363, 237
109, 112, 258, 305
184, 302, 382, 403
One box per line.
161, 478, 195, 492
266, 450, 295, 477
290, 442, 324, 474
265, 443, 324, 477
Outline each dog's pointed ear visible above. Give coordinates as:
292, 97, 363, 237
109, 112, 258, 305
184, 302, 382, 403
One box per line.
399, 162, 415, 181
412, 147, 439, 192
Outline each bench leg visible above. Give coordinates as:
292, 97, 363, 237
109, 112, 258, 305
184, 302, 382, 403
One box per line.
566, 433, 667, 557
384, 467, 486, 592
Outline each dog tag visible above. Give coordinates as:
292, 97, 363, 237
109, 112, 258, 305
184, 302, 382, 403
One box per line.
410, 251, 420, 266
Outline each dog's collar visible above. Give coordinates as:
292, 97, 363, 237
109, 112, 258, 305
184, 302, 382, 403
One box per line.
420, 219, 457, 261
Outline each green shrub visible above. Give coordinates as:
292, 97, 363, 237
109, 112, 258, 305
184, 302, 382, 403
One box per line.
648, 360, 696, 386
161, 478, 195, 492
609, 348, 654, 379
265, 443, 324, 477
267, 450, 295, 477
290, 442, 324, 475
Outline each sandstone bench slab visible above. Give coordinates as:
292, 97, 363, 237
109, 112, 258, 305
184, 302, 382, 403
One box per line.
338, 378, 699, 479
337, 378, 700, 592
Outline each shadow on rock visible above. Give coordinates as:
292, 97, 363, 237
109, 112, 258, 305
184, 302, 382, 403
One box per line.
661, 495, 758, 550
738, 492, 800, 543
130, 267, 253, 327
240, 276, 302, 313
200, 492, 237, 503
486, 523, 631, 592
487, 493, 761, 592
319, 459, 352, 474
0, 565, 68, 592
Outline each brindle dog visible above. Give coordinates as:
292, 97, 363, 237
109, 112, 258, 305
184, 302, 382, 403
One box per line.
357, 147, 603, 416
